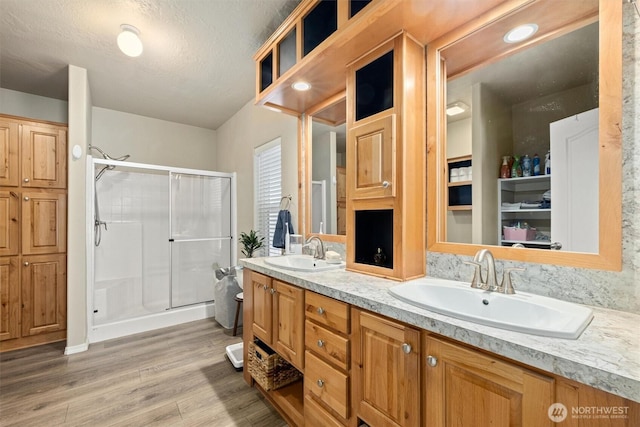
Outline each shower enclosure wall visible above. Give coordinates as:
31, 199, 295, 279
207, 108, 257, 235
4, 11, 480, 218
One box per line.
88, 157, 236, 342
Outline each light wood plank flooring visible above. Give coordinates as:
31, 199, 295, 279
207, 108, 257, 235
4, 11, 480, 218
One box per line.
0, 319, 286, 426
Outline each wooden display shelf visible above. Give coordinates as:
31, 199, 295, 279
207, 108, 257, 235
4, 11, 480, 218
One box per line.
448, 181, 472, 187
255, 380, 304, 426
448, 205, 472, 211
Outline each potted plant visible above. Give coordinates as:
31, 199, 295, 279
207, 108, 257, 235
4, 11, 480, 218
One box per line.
240, 230, 265, 258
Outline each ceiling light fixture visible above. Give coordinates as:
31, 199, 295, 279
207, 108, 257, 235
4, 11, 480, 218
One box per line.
117, 24, 143, 57
292, 81, 311, 91
503, 23, 539, 44
446, 101, 469, 116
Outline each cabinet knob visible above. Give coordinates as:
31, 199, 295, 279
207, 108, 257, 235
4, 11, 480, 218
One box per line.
24, 196, 29, 201
317, 339, 325, 348
316, 307, 325, 315
270, 288, 276, 295
550, 242, 563, 250
263, 285, 268, 291
23, 261, 29, 267
402, 343, 412, 354
427, 355, 438, 367
23, 178, 29, 183
316, 379, 324, 388
382, 180, 390, 188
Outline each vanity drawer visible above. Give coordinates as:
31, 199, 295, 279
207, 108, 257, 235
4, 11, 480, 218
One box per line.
306, 292, 349, 333
304, 351, 349, 419
305, 320, 349, 370
304, 394, 345, 427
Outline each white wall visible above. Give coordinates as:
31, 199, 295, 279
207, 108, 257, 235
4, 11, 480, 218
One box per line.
0, 88, 68, 123
215, 99, 299, 260
312, 130, 337, 234
91, 107, 216, 170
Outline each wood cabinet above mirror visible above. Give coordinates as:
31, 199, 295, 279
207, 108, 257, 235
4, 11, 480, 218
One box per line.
427, 0, 622, 270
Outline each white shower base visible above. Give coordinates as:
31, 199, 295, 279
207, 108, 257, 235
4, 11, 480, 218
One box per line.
89, 301, 215, 343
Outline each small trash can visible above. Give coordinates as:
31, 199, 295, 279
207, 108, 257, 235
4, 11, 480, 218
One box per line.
214, 267, 242, 330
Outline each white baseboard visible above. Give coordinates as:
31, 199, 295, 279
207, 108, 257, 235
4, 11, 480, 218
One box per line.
88, 302, 216, 343
64, 342, 89, 355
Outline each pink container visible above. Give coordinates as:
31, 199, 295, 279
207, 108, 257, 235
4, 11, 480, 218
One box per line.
503, 226, 536, 241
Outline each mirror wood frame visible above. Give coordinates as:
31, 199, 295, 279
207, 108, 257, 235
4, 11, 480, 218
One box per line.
299, 90, 347, 244
426, 0, 622, 270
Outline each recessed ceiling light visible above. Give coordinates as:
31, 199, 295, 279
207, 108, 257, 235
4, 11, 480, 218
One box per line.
503, 24, 539, 44
446, 101, 469, 116
292, 81, 311, 91
117, 24, 143, 57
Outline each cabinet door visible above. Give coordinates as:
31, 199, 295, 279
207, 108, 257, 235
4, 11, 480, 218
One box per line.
21, 254, 66, 337
21, 192, 67, 255
251, 272, 273, 344
20, 124, 67, 189
0, 118, 19, 187
0, 191, 20, 256
0, 257, 20, 341
353, 309, 420, 427
350, 114, 395, 199
424, 335, 554, 427
273, 280, 305, 370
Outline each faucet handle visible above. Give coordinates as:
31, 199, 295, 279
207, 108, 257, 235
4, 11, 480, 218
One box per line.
464, 261, 485, 289
499, 267, 524, 294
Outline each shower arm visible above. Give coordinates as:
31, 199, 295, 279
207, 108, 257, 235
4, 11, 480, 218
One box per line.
89, 145, 130, 162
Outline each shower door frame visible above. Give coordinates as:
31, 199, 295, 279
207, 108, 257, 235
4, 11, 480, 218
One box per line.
87, 156, 237, 342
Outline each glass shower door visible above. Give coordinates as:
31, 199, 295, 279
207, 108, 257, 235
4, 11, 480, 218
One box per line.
170, 173, 232, 308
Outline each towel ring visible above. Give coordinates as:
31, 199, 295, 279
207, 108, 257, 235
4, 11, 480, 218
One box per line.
279, 195, 291, 210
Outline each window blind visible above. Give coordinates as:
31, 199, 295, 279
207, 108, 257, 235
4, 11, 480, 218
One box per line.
254, 139, 282, 257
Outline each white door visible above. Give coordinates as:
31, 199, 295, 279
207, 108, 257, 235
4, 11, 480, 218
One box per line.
550, 108, 598, 253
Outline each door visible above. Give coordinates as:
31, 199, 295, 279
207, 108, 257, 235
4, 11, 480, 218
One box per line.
251, 272, 272, 344
21, 192, 67, 255
0, 257, 20, 341
21, 123, 67, 189
21, 254, 66, 337
273, 280, 304, 369
170, 173, 232, 307
353, 309, 420, 427
424, 335, 554, 426
0, 191, 20, 256
0, 118, 19, 187
550, 108, 599, 253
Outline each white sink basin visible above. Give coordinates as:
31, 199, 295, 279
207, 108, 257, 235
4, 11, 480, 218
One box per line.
389, 278, 593, 339
264, 255, 344, 272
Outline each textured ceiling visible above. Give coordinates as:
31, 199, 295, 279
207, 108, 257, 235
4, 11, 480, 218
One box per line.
0, 0, 300, 129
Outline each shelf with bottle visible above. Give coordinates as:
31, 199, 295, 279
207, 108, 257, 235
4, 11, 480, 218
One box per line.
447, 155, 472, 211
499, 152, 548, 179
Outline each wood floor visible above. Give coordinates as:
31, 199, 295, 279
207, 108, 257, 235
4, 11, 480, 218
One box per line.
0, 319, 286, 426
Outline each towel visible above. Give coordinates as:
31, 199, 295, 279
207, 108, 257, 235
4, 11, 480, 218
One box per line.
273, 210, 294, 249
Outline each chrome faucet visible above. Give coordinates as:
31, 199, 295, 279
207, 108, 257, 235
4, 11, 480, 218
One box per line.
465, 249, 522, 294
304, 236, 325, 260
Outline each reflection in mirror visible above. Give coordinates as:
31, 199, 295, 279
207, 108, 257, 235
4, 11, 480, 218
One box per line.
444, 20, 599, 253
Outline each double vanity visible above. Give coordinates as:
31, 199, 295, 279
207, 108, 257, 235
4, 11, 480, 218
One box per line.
241, 255, 639, 426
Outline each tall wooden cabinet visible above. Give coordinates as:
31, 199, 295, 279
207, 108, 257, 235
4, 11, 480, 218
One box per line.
346, 32, 425, 281
0, 115, 67, 352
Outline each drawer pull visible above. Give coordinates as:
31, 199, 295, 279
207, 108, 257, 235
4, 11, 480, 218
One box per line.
402, 343, 412, 354
316, 307, 325, 315
23, 178, 30, 183
316, 379, 324, 388
24, 196, 29, 201
270, 288, 276, 295
382, 180, 390, 188
23, 261, 29, 267
263, 285, 268, 290
427, 355, 438, 367
317, 339, 325, 348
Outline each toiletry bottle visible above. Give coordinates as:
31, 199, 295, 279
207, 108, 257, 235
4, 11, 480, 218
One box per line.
533, 153, 540, 175
522, 155, 531, 177
511, 155, 522, 178
544, 151, 551, 175
285, 222, 290, 254
500, 156, 510, 178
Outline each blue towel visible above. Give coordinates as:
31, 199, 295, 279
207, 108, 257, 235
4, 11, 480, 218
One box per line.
273, 210, 294, 249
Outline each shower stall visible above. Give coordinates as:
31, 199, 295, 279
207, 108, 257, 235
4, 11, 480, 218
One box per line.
87, 155, 236, 342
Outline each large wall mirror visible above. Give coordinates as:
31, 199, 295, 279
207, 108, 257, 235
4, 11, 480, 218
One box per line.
426, 0, 622, 270
301, 92, 347, 243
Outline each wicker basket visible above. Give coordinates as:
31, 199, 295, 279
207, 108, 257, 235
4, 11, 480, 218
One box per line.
248, 340, 302, 391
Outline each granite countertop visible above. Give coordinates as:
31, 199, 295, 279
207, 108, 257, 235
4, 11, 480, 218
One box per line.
239, 257, 640, 403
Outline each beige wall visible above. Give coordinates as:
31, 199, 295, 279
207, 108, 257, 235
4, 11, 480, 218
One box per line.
0, 87, 68, 123
91, 107, 216, 170
215, 99, 299, 260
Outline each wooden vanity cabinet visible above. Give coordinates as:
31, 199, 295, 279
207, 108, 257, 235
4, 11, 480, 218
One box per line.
352, 308, 420, 427
0, 115, 67, 352
424, 335, 555, 426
